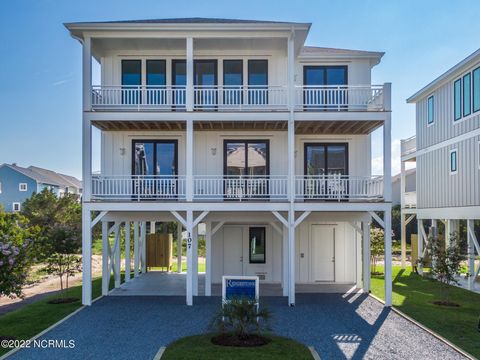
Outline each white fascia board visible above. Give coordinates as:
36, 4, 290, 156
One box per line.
407, 48, 480, 103
294, 202, 391, 212
295, 112, 387, 122
416, 206, 480, 220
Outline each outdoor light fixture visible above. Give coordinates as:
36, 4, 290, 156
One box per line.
211, 147, 217, 156
120, 147, 126, 156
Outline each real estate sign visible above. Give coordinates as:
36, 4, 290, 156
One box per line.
222, 276, 259, 302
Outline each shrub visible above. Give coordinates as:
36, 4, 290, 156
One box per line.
0, 237, 33, 298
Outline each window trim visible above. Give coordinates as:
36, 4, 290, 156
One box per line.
473, 66, 480, 113
450, 149, 458, 174
19, 183, 28, 192
427, 95, 434, 126
454, 78, 462, 122
12, 202, 21, 212
249, 227, 266, 264
463, 72, 472, 117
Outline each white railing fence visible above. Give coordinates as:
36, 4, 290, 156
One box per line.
295, 175, 384, 201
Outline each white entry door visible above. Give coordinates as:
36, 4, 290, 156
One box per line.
223, 227, 244, 276
311, 225, 335, 282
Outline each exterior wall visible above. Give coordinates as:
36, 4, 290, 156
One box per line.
392, 170, 416, 206
101, 130, 371, 178
417, 136, 480, 208
0, 167, 36, 212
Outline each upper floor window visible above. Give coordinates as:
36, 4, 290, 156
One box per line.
12, 202, 21, 212
146, 60, 166, 87
248, 60, 268, 104
19, 183, 27, 192
463, 73, 471, 117
450, 149, 458, 174
122, 60, 141, 87
304, 66, 347, 86
223, 60, 243, 105
473, 67, 480, 113
454, 79, 462, 121
427, 95, 434, 125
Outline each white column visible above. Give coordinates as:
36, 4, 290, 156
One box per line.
205, 221, 212, 296
150, 221, 156, 234
400, 214, 407, 269
467, 219, 475, 290
186, 37, 194, 111
400, 161, 406, 209
82, 36, 92, 111
384, 209, 393, 306
186, 211, 193, 305
417, 219, 424, 275
186, 118, 194, 201
362, 220, 371, 293
101, 221, 109, 295
82, 36, 92, 202
282, 225, 288, 297
125, 221, 131, 282
445, 219, 453, 248
82, 207, 92, 305
141, 221, 147, 273
383, 84, 392, 203
355, 222, 363, 288
288, 210, 295, 306
177, 222, 183, 273
192, 226, 199, 296
133, 221, 139, 277
114, 223, 121, 288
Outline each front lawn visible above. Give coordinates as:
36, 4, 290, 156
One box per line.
371, 266, 480, 358
162, 334, 313, 360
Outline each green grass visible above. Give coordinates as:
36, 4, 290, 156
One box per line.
371, 266, 480, 358
169, 261, 206, 273
162, 334, 313, 360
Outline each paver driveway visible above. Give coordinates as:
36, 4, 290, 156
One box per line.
9, 293, 465, 360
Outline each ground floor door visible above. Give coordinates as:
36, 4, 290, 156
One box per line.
223, 226, 244, 275
311, 225, 335, 282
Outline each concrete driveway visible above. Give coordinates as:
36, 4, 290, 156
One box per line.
9, 293, 466, 360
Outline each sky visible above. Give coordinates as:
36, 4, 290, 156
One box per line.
1, 0, 480, 179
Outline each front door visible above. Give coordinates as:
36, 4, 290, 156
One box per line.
223, 227, 244, 275
311, 225, 335, 282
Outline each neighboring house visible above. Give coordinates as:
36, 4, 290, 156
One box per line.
66, 17, 393, 307
402, 48, 480, 288
0, 163, 82, 212
391, 167, 416, 206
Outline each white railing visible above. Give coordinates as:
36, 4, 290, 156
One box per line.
295, 175, 384, 201
91, 85, 186, 110
295, 85, 384, 111
401, 136, 417, 157
91, 175, 186, 201
194, 175, 288, 201
403, 191, 417, 208
91, 84, 385, 112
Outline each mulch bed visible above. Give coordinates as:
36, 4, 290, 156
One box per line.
47, 297, 79, 305
211, 333, 272, 347
431, 300, 460, 307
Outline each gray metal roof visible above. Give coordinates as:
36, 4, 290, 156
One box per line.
67, 17, 308, 25
0, 163, 81, 189
301, 46, 384, 57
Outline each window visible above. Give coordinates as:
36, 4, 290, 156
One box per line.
473, 67, 480, 113
450, 149, 458, 174
172, 60, 186, 108
454, 79, 462, 121
19, 183, 27, 191
305, 143, 348, 176
194, 60, 218, 109
249, 227, 266, 264
427, 95, 434, 125
223, 60, 243, 105
146, 60, 166, 105
12, 202, 21, 212
132, 140, 178, 176
122, 60, 141, 104
463, 73, 471, 117
248, 60, 268, 104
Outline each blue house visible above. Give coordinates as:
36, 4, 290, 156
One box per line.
0, 163, 82, 212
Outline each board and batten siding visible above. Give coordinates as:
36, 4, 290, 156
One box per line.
417, 136, 480, 208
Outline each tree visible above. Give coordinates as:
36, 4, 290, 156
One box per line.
44, 252, 82, 301
370, 227, 384, 275
0, 236, 33, 298
420, 231, 463, 306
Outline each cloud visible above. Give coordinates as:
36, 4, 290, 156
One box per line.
371, 138, 415, 177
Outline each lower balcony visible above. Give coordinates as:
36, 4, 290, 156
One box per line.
91, 174, 384, 202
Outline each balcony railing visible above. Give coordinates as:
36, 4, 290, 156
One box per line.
91, 174, 384, 202
90, 84, 385, 112
295, 175, 384, 201
403, 191, 417, 208
401, 136, 417, 157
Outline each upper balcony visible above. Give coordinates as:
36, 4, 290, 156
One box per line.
90, 84, 386, 112
401, 135, 416, 161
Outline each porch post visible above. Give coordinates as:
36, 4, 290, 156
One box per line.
101, 221, 109, 295
400, 213, 407, 269
114, 223, 121, 288
282, 225, 288, 297
150, 221, 156, 234
355, 222, 363, 288
362, 220, 371, 293
141, 221, 147, 273
186, 37, 194, 112
125, 221, 131, 282
384, 209, 392, 306
186, 118, 193, 201
82, 207, 92, 305
186, 210, 193, 305
192, 225, 199, 296
82, 36, 92, 202
383, 84, 392, 203
133, 221, 139, 277
205, 221, 212, 296
445, 219, 453, 248
288, 210, 295, 306
467, 219, 475, 290
417, 219, 424, 275
177, 222, 183, 273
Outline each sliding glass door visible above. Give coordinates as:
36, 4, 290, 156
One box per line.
194, 60, 217, 109
122, 60, 141, 104
132, 140, 178, 199
223, 60, 243, 105
224, 140, 269, 199
303, 66, 347, 110
172, 60, 186, 109
248, 60, 268, 105
146, 60, 166, 105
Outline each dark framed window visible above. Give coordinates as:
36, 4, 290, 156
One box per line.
454, 79, 462, 121
473, 67, 480, 113
450, 149, 458, 173
249, 227, 266, 264
132, 140, 178, 176
427, 95, 434, 125
304, 143, 348, 176
194, 60, 218, 109
303, 66, 348, 110
463, 73, 471, 117
146, 60, 166, 105
122, 60, 141, 104
223, 60, 243, 105
248, 60, 268, 104
172, 60, 186, 108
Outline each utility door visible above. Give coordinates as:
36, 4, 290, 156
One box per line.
311, 225, 335, 282
223, 227, 244, 275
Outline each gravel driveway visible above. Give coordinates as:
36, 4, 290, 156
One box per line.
8, 293, 466, 360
